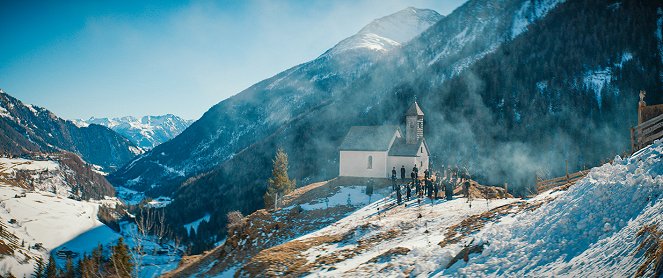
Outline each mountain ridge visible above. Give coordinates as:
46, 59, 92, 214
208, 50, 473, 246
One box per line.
74, 114, 193, 150
0, 89, 141, 171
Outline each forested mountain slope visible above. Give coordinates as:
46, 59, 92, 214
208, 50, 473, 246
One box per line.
0, 90, 141, 171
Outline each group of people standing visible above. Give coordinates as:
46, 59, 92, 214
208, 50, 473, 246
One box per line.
391, 164, 472, 205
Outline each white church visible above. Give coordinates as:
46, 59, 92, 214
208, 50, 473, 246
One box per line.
339, 101, 430, 178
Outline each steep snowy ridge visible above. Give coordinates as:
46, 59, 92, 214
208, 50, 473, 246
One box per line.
78, 114, 192, 150
453, 140, 663, 277
326, 7, 442, 56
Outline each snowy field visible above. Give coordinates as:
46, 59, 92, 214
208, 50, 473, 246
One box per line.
0, 185, 118, 276
296, 194, 521, 277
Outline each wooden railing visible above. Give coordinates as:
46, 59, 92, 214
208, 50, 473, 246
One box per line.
632, 113, 663, 152
536, 169, 590, 194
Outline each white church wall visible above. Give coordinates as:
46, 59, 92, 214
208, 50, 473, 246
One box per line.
415, 141, 430, 174
388, 156, 416, 177
339, 151, 388, 178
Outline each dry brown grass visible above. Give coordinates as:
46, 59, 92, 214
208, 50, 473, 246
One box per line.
240, 233, 349, 277
312, 228, 401, 268
239, 225, 402, 277
634, 224, 663, 278
452, 180, 512, 200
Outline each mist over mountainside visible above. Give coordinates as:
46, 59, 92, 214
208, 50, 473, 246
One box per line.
153, 0, 572, 243
74, 115, 192, 150
0, 90, 141, 171
108, 7, 443, 196
159, 0, 662, 247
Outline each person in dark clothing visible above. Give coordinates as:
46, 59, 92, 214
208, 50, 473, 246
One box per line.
391, 167, 397, 191
415, 179, 421, 197
433, 179, 439, 199
400, 165, 406, 181
406, 183, 411, 200
413, 165, 419, 177
463, 181, 470, 198
426, 179, 433, 199
410, 171, 416, 184
396, 186, 402, 205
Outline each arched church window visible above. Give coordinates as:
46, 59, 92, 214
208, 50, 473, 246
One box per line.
367, 156, 373, 169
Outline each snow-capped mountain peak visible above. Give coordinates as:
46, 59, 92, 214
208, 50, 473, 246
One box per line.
326, 7, 442, 55
79, 114, 193, 150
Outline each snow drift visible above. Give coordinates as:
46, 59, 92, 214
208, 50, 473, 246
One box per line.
451, 140, 663, 277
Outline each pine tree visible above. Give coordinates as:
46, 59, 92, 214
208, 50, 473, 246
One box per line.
33, 256, 45, 278
110, 238, 133, 278
45, 254, 57, 278
264, 147, 295, 209
64, 257, 74, 278
90, 244, 104, 276
77, 255, 86, 278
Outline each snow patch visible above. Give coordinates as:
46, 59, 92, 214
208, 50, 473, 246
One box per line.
184, 214, 211, 235
582, 68, 612, 106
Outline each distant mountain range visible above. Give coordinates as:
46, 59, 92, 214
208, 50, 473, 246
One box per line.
0, 90, 141, 171
73, 115, 193, 150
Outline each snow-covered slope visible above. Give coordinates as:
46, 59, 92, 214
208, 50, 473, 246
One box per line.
76, 115, 192, 150
325, 7, 442, 56
0, 185, 119, 277
451, 140, 663, 277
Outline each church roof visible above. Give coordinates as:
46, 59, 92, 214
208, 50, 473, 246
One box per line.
388, 138, 428, 156
339, 125, 400, 151
406, 101, 424, 116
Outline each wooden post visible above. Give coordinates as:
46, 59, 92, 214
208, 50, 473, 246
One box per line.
638, 90, 647, 125
565, 160, 569, 184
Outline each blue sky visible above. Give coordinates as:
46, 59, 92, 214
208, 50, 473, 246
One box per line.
1, 0, 466, 120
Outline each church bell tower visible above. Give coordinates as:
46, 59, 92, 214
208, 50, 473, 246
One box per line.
405, 101, 424, 144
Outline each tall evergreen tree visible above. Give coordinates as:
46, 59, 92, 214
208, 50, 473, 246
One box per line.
64, 257, 75, 278
91, 244, 103, 276
264, 147, 295, 209
45, 255, 57, 278
110, 238, 133, 278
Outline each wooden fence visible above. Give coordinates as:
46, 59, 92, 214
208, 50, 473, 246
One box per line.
535, 169, 590, 194
632, 112, 663, 152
